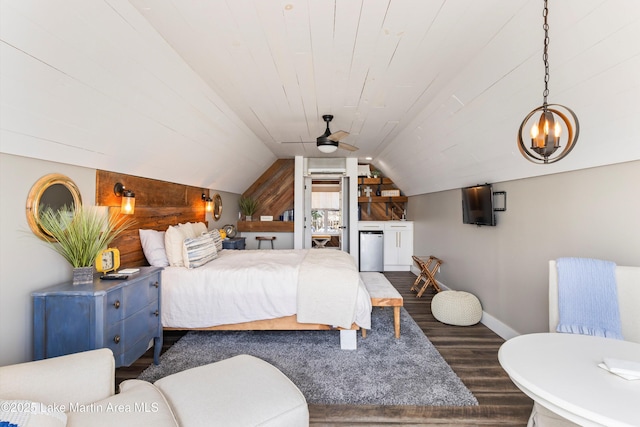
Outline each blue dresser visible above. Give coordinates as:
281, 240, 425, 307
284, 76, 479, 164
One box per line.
32, 266, 163, 367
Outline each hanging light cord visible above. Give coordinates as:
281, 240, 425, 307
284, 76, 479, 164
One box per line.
542, 0, 550, 106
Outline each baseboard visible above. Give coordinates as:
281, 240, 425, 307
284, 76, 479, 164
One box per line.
407, 266, 519, 340
479, 311, 520, 340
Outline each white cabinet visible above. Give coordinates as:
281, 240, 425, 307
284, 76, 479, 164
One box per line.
383, 222, 413, 271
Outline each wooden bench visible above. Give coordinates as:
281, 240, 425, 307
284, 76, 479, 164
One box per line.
360, 272, 404, 338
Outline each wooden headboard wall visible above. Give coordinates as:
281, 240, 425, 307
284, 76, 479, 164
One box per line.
96, 170, 207, 267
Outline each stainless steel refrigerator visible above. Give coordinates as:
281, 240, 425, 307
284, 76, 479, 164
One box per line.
359, 231, 384, 272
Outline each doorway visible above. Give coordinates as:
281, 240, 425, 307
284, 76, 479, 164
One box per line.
304, 176, 349, 251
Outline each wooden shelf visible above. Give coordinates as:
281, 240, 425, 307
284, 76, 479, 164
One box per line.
358, 196, 408, 203
237, 221, 294, 232
358, 177, 393, 185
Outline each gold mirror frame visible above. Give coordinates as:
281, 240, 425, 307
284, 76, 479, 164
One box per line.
212, 193, 223, 221
26, 173, 82, 241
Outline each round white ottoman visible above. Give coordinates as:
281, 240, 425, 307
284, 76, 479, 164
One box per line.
431, 290, 482, 326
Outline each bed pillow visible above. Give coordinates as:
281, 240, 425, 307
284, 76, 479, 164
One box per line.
165, 225, 190, 267
139, 229, 169, 267
182, 233, 218, 268
177, 222, 198, 239
202, 229, 223, 252
192, 222, 208, 236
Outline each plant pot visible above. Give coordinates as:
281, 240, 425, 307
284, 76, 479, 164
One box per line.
73, 266, 94, 285
245, 215, 252, 222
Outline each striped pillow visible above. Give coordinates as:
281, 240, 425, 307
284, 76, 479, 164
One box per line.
202, 229, 223, 252
182, 233, 218, 269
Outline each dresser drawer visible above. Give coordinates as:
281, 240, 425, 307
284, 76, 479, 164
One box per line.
124, 302, 159, 345
105, 301, 159, 357
106, 288, 124, 324
105, 320, 124, 356
122, 275, 160, 317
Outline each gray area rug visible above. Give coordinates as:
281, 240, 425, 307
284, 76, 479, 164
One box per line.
139, 307, 478, 406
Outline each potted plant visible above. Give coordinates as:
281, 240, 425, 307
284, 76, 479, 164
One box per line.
239, 196, 259, 221
37, 205, 135, 284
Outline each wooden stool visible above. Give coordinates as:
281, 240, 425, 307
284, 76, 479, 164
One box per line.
256, 236, 276, 249
411, 255, 443, 297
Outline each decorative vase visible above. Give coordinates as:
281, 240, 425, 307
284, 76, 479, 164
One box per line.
73, 266, 94, 285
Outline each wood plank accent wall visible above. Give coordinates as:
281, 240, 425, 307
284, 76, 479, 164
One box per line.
96, 170, 207, 267
359, 200, 407, 221
242, 158, 294, 220
358, 176, 407, 221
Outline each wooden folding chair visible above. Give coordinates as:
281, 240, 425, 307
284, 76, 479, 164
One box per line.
411, 255, 443, 297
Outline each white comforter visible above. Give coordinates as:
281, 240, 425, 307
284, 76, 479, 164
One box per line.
161, 249, 371, 329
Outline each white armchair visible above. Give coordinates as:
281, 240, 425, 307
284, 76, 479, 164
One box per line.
0, 348, 309, 427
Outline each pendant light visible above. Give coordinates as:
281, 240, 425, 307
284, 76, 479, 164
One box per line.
518, 0, 579, 164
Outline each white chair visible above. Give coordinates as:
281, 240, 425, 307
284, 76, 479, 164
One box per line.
527, 260, 640, 427
0, 348, 309, 427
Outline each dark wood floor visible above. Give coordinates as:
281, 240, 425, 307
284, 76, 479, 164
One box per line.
116, 271, 533, 426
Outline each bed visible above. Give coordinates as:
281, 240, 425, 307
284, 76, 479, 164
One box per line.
161, 247, 372, 331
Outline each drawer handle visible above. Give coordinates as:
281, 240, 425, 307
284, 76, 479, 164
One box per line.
153, 309, 159, 317
113, 300, 121, 309
152, 282, 159, 288
113, 335, 121, 344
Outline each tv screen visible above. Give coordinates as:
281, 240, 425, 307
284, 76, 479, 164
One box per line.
461, 184, 496, 226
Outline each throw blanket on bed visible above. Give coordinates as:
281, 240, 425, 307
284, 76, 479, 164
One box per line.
297, 249, 360, 329
556, 257, 623, 339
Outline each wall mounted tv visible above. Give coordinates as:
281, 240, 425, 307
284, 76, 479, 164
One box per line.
461, 184, 496, 226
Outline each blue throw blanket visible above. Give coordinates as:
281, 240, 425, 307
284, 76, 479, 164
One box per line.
556, 257, 623, 339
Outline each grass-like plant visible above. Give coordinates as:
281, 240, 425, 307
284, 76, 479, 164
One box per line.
37, 205, 135, 268
238, 196, 259, 217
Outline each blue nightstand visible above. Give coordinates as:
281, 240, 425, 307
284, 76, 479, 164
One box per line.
222, 237, 246, 250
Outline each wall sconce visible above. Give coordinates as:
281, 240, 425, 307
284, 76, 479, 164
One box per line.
114, 182, 135, 215
202, 193, 213, 212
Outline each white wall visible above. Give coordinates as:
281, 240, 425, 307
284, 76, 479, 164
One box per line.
0, 154, 96, 365
408, 160, 640, 336
204, 191, 241, 232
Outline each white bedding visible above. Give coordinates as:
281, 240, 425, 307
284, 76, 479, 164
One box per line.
161, 248, 371, 329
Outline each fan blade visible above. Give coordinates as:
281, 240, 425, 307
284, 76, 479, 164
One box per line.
338, 141, 358, 152
329, 130, 349, 141
280, 141, 315, 144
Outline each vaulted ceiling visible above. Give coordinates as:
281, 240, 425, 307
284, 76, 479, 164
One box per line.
2, 0, 639, 195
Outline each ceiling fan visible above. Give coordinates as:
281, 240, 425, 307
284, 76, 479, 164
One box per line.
281, 115, 358, 153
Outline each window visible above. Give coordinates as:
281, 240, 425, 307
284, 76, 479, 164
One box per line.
311, 191, 340, 233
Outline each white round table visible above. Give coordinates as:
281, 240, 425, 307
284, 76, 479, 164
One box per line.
499, 333, 640, 427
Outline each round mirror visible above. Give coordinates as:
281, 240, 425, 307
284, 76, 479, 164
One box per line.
26, 173, 82, 241
212, 193, 223, 221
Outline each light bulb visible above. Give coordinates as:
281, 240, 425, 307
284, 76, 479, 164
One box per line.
530, 124, 539, 138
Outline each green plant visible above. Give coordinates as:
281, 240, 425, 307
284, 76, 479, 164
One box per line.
37, 205, 135, 267
238, 196, 259, 216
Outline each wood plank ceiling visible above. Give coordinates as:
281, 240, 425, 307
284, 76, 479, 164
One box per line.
2, 1, 638, 195
128, 0, 640, 195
